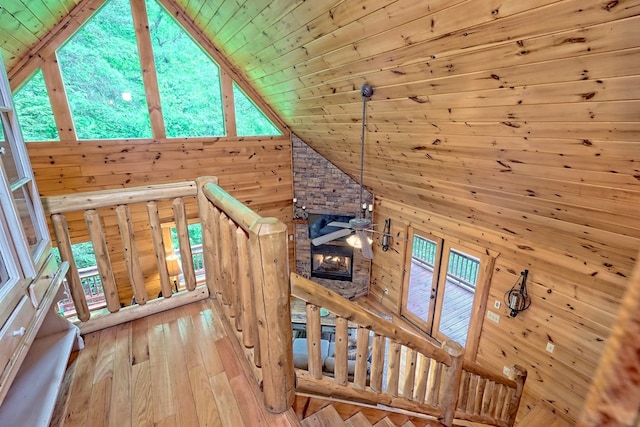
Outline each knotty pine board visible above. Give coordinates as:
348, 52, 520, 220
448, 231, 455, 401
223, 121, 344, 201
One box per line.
30, 136, 294, 305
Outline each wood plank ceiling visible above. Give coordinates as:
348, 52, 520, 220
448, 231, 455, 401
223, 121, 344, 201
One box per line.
1, 0, 639, 422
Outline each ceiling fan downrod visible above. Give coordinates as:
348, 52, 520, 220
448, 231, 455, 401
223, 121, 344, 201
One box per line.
358, 83, 374, 219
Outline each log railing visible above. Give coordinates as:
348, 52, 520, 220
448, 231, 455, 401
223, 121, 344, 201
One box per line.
42, 177, 296, 413
290, 273, 526, 427
41, 181, 210, 333
196, 176, 295, 413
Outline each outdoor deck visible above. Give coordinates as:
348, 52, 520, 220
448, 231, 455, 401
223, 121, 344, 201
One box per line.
406, 261, 475, 347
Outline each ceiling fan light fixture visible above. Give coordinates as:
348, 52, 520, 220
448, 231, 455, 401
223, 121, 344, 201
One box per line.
347, 233, 373, 249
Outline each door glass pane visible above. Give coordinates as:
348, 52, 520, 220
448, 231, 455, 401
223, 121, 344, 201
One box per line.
438, 248, 480, 346
12, 185, 39, 251
1, 113, 20, 185
405, 234, 439, 325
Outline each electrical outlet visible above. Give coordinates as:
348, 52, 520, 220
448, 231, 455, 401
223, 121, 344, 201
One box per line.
289, 234, 293, 241
494, 300, 501, 309
383, 288, 389, 295
487, 311, 500, 323
503, 366, 511, 377
546, 342, 555, 353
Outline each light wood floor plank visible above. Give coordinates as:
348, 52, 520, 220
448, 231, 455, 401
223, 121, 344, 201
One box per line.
63, 333, 100, 427
55, 299, 301, 426
131, 316, 149, 366
162, 310, 199, 427
210, 371, 246, 427
131, 361, 153, 427
189, 365, 222, 427
148, 309, 175, 423
109, 323, 132, 427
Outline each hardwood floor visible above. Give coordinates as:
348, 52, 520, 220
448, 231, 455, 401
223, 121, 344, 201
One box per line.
51, 299, 300, 427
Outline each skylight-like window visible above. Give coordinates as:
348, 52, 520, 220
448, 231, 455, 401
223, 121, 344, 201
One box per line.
13, 69, 59, 141
146, 0, 225, 137
57, 0, 152, 140
233, 83, 281, 136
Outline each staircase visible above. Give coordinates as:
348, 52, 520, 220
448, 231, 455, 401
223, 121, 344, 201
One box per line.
296, 395, 489, 427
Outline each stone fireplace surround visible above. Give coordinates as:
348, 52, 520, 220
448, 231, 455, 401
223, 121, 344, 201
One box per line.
292, 134, 372, 300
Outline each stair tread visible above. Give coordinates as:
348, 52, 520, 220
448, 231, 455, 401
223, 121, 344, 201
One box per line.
400, 421, 417, 427
345, 411, 373, 427
373, 417, 397, 427
302, 405, 345, 426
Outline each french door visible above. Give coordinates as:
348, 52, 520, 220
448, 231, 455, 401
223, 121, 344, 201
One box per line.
401, 227, 494, 357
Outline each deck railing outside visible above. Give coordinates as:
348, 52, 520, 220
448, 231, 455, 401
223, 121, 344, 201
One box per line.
412, 235, 480, 291
57, 244, 206, 317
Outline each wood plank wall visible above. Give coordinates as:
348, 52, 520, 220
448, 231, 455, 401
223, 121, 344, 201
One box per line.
29, 137, 293, 304
162, 0, 639, 423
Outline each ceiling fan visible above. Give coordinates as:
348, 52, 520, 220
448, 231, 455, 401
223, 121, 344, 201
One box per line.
311, 83, 375, 259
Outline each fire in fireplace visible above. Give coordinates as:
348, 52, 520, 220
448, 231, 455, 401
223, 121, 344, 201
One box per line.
308, 214, 355, 281
311, 243, 353, 281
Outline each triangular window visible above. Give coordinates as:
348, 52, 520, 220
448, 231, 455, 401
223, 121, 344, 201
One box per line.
233, 83, 281, 136
146, 0, 225, 137
13, 69, 59, 141
56, 0, 152, 140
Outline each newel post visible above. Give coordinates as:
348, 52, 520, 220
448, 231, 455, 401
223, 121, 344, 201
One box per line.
439, 340, 465, 426
249, 217, 295, 413
506, 365, 527, 426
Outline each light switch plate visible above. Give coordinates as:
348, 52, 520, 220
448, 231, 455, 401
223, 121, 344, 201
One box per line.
546, 342, 555, 353
487, 311, 500, 323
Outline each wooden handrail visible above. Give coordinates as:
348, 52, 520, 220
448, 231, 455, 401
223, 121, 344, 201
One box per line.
462, 360, 517, 389
291, 273, 452, 365
200, 181, 261, 233
42, 181, 198, 214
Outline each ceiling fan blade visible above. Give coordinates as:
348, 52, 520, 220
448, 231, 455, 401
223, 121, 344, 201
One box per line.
311, 228, 353, 246
326, 221, 351, 228
356, 230, 374, 259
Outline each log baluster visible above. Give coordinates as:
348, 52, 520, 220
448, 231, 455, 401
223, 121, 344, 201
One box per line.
466, 374, 478, 414
426, 360, 443, 406
146, 201, 173, 298
249, 217, 294, 413
369, 333, 386, 393
227, 218, 241, 327
414, 352, 431, 402
195, 176, 219, 297
84, 209, 119, 311
386, 340, 401, 397
438, 340, 464, 426
305, 303, 323, 379
51, 213, 90, 321
457, 371, 470, 411
506, 365, 527, 426
218, 212, 233, 316
334, 316, 349, 386
115, 204, 147, 305
354, 326, 371, 390
235, 227, 255, 348
172, 197, 196, 291
402, 347, 418, 399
